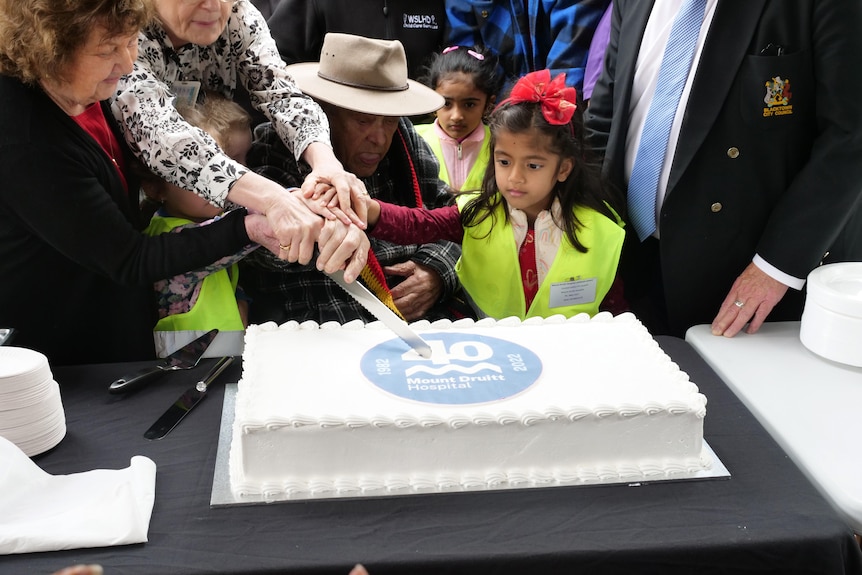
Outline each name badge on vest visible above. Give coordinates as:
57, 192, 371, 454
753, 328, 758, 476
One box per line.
171, 81, 201, 108
549, 277, 597, 308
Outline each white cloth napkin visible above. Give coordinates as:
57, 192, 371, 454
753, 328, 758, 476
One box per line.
0, 436, 156, 555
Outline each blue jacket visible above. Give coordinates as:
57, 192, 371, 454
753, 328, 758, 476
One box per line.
445, 0, 611, 97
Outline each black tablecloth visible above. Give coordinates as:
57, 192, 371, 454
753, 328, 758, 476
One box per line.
3, 337, 861, 575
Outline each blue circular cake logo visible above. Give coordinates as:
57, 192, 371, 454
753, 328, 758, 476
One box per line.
360, 332, 542, 405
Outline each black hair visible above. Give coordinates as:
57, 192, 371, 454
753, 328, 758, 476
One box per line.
459, 97, 624, 253
421, 45, 504, 101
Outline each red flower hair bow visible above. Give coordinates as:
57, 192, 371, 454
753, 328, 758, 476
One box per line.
498, 69, 578, 125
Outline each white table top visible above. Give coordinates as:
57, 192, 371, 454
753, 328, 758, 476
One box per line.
686, 322, 862, 532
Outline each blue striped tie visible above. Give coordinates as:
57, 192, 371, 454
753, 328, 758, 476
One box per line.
628, 0, 707, 241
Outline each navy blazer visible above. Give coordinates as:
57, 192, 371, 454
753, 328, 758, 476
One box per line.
586, 0, 862, 335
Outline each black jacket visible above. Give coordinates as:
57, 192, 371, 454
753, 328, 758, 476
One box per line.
0, 76, 252, 365
585, 0, 862, 335
267, 0, 445, 80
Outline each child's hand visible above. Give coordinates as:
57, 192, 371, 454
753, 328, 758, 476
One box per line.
297, 183, 372, 232
290, 185, 332, 218
300, 172, 369, 230
304, 180, 339, 204
366, 196, 381, 228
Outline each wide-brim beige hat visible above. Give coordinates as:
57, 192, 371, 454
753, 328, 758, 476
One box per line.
286, 33, 444, 117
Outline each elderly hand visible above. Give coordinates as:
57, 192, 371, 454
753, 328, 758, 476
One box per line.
315, 220, 369, 282
246, 188, 369, 279
711, 262, 789, 337
227, 172, 324, 264
385, 261, 443, 321
262, 189, 325, 265
243, 213, 280, 256
301, 143, 368, 229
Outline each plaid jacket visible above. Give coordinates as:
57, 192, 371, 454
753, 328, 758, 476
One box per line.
445, 0, 611, 98
242, 118, 464, 324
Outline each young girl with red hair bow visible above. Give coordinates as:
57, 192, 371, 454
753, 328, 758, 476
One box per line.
366, 70, 627, 320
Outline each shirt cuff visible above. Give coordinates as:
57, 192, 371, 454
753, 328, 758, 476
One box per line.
200, 157, 249, 207
753, 254, 806, 290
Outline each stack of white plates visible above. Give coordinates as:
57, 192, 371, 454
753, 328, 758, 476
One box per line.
801, 262, 862, 367
0, 347, 66, 456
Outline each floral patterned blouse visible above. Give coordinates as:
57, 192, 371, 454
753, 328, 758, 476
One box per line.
111, 0, 331, 207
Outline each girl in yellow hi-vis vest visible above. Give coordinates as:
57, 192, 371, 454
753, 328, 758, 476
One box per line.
365, 70, 627, 320
140, 93, 257, 356
415, 45, 502, 193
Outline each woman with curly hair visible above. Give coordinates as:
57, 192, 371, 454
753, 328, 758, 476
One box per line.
0, 0, 366, 365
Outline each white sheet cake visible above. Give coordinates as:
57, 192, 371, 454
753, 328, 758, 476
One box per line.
229, 312, 710, 500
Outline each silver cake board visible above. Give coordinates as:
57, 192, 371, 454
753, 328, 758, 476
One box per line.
211, 384, 730, 507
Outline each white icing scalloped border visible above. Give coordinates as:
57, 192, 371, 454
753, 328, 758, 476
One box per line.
231, 451, 713, 501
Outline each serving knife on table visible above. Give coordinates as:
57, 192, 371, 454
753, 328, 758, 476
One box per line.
144, 355, 234, 440
328, 270, 432, 358
108, 329, 219, 394
0, 328, 15, 346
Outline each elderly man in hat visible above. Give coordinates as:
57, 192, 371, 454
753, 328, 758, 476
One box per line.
241, 33, 468, 324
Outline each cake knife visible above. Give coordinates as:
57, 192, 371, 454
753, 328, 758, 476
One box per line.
109, 328, 218, 394
143, 356, 234, 440
328, 270, 432, 358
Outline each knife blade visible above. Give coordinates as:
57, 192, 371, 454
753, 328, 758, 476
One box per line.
328, 270, 432, 358
0, 327, 15, 346
144, 356, 234, 440
109, 328, 219, 394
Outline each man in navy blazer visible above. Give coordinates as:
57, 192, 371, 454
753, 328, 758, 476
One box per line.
585, 0, 862, 337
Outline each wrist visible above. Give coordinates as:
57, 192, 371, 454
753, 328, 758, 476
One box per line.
367, 199, 381, 229
226, 172, 281, 215
301, 142, 342, 172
